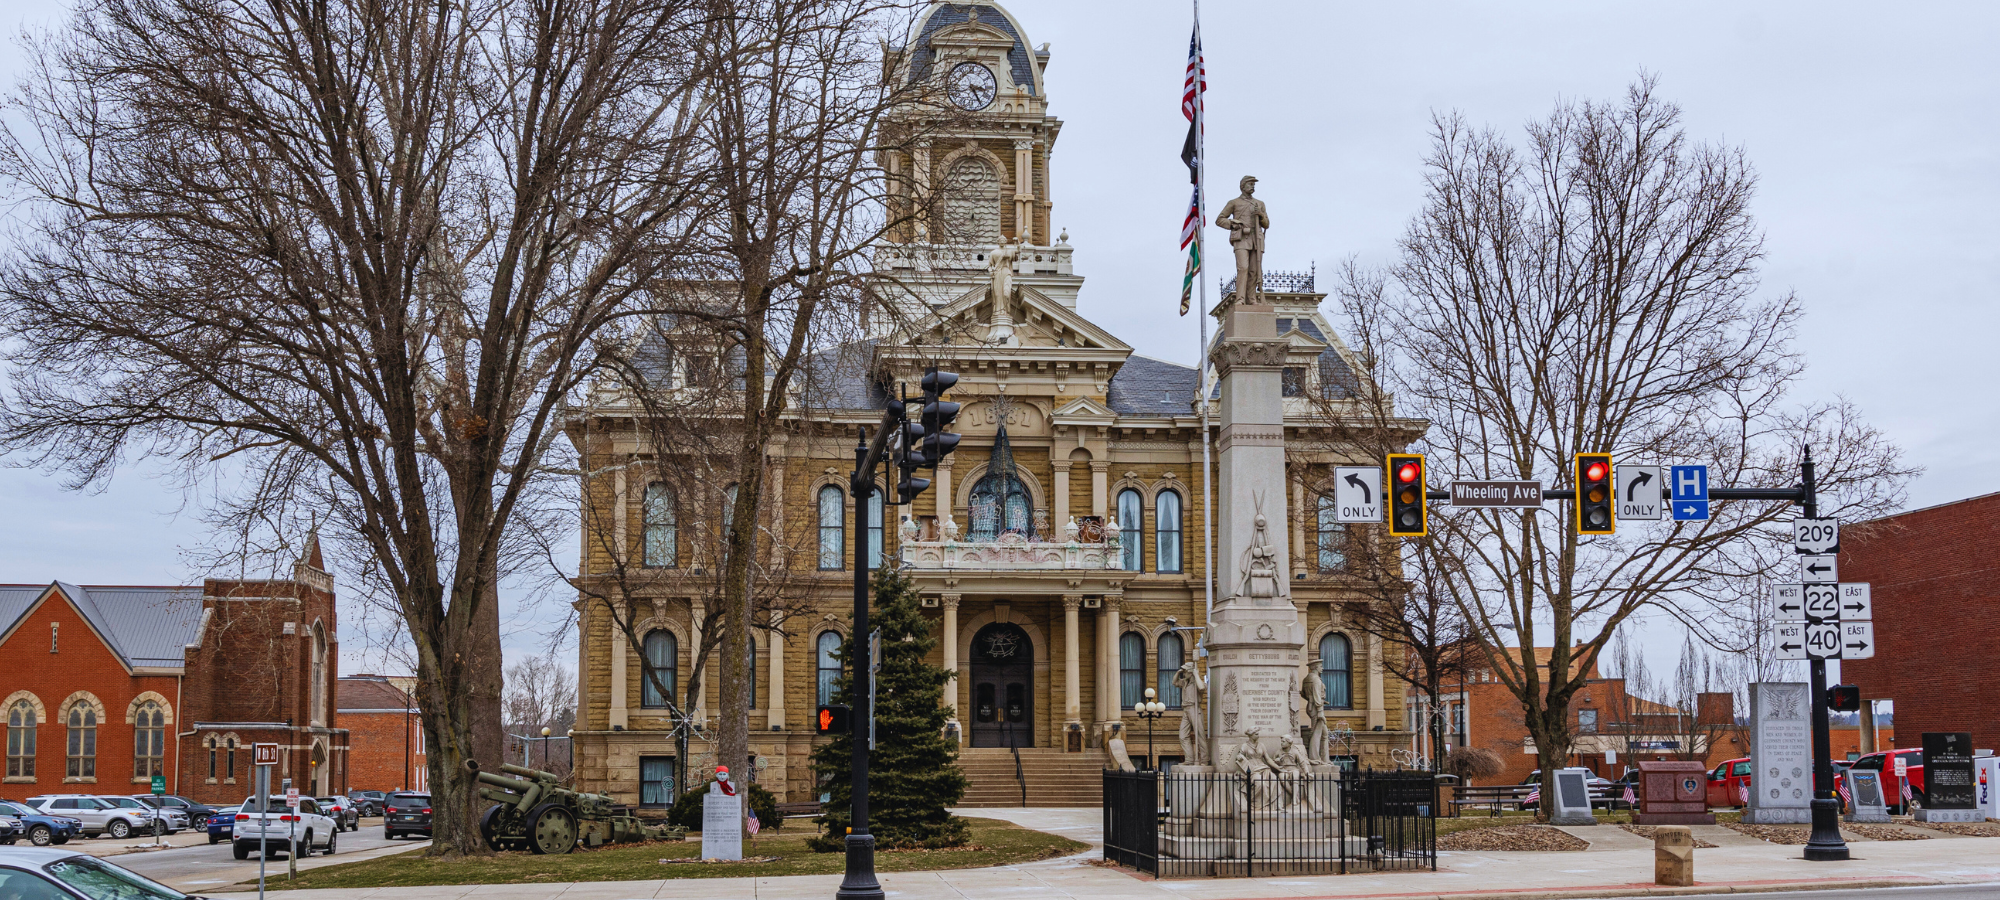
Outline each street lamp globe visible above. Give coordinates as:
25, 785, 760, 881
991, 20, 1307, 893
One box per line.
541, 727, 551, 737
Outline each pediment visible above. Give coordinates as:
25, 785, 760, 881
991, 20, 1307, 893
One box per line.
1051, 395, 1115, 423
893, 284, 1131, 354
932, 20, 1014, 47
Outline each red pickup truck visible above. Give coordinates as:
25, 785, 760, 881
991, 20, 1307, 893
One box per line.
1836, 748, 1924, 813
1705, 757, 1752, 808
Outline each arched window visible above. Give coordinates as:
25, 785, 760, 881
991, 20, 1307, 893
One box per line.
310, 625, 328, 726
1317, 494, 1347, 571
940, 156, 1000, 242
641, 630, 677, 709
818, 485, 845, 570
66, 704, 96, 778
1119, 632, 1145, 709
225, 737, 238, 783
1320, 633, 1353, 709
133, 701, 165, 779
1117, 489, 1143, 570
643, 482, 677, 567
1155, 490, 1183, 573
5, 700, 33, 778
204, 735, 217, 780
1157, 633, 1185, 708
816, 632, 843, 707
970, 473, 1033, 541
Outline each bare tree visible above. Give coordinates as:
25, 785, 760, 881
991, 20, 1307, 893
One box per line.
503, 651, 578, 777
0, 0, 719, 854
1346, 77, 1914, 819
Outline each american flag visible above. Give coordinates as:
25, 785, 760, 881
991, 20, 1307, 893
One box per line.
1177, 15, 1205, 315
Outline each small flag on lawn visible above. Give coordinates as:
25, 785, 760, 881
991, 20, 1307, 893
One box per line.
746, 812, 760, 836
1622, 782, 1636, 806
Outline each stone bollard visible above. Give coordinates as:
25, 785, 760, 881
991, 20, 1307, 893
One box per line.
1653, 825, 1694, 887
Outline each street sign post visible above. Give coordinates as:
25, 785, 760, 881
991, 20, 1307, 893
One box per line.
1773, 584, 1805, 622
1448, 480, 1543, 507
1840, 621, 1875, 660
1617, 465, 1663, 520
1800, 554, 1838, 583
254, 743, 279, 767
1332, 466, 1382, 523
1793, 518, 1840, 554
1670, 465, 1710, 521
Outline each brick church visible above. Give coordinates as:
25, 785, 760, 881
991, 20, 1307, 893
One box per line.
564, 0, 1411, 808
0, 537, 348, 804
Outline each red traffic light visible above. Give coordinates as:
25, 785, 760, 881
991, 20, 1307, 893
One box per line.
1584, 462, 1607, 482
1396, 462, 1420, 484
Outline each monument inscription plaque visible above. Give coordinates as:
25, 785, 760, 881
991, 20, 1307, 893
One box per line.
1744, 682, 1812, 824
1844, 770, 1888, 823
1916, 732, 1980, 823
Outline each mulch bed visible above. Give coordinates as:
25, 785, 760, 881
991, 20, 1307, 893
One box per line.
1438, 825, 1588, 852
1908, 821, 2000, 837
1618, 824, 1717, 848
1725, 823, 1823, 845
1843, 823, 1930, 841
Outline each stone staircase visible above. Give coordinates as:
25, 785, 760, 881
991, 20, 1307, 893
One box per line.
957, 747, 1105, 807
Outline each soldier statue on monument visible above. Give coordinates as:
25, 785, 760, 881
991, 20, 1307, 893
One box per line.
1214, 175, 1269, 302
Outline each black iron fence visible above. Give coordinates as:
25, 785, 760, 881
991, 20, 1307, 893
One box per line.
1103, 768, 1436, 877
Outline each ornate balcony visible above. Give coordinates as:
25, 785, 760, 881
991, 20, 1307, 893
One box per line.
898, 531, 1123, 572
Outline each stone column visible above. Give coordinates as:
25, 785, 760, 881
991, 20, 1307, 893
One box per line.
1104, 596, 1123, 730
1013, 139, 1034, 244
1858, 700, 1879, 755
609, 599, 629, 730
941, 594, 962, 717
935, 458, 954, 533
1291, 471, 1309, 579
689, 599, 708, 721
612, 461, 629, 571
1367, 633, 1386, 730
912, 142, 932, 242
1053, 465, 1070, 531
766, 614, 786, 731
573, 599, 592, 730
1062, 594, 1083, 742
1091, 462, 1108, 517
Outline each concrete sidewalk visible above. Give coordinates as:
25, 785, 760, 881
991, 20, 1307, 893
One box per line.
204, 809, 2000, 900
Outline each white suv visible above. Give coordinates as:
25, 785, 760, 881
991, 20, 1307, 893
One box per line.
23, 795, 155, 839
99, 795, 185, 833
232, 796, 338, 860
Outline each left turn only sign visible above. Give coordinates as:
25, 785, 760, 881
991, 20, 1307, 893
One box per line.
1333, 466, 1382, 524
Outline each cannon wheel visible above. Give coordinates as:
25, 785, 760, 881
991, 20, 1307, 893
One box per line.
527, 803, 577, 855
479, 805, 510, 852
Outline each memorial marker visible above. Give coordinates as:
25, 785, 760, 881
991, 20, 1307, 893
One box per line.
1745, 683, 1812, 823
1916, 733, 1980, 823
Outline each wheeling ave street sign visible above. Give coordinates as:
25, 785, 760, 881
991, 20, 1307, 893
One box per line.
1449, 480, 1543, 507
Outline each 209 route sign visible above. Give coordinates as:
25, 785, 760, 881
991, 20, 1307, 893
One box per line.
1793, 518, 1840, 554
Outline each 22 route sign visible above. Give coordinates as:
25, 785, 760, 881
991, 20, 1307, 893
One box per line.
1803, 584, 1841, 622
1793, 518, 1840, 554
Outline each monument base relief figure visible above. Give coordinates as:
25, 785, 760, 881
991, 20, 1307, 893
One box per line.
1154, 178, 1363, 874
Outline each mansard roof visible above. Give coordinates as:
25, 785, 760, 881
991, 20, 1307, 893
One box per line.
905, 2, 1041, 95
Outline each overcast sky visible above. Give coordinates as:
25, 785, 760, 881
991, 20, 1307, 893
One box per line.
0, 1, 1993, 678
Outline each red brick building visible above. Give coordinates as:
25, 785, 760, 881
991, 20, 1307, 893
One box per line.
0, 538, 347, 805
1839, 491, 2000, 753
336, 675, 425, 792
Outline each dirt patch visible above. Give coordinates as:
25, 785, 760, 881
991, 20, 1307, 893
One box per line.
1438, 825, 1588, 852
1724, 823, 1821, 845
1618, 824, 1717, 848
1908, 821, 2000, 837
1842, 823, 1930, 841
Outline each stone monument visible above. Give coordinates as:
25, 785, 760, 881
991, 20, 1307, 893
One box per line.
1843, 770, 1889, 823
1633, 760, 1715, 825
1744, 682, 1812, 824
700, 767, 743, 861
1548, 767, 1598, 826
1214, 176, 1269, 303
1915, 732, 1981, 823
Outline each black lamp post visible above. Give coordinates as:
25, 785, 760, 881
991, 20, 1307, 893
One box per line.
1136, 688, 1167, 769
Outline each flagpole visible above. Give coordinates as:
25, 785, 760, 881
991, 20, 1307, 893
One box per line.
1192, 0, 1215, 649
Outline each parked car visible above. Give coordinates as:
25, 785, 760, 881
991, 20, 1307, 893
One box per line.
0, 846, 213, 900
231, 795, 338, 860
98, 795, 185, 834
205, 806, 240, 844
1837, 748, 1926, 813
382, 792, 432, 840
23, 795, 155, 840
1517, 770, 1619, 810
345, 790, 387, 817
1706, 757, 1753, 808
0, 811, 19, 844
0, 800, 82, 846
315, 797, 360, 832
133, 794, 219, 824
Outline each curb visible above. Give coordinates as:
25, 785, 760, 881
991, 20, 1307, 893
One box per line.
1268, 876, 1940, 900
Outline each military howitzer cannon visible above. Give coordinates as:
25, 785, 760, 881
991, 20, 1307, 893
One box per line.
468, 760, 684, 854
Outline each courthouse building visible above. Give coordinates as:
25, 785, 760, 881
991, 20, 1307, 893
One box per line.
566, 0, 1412, 806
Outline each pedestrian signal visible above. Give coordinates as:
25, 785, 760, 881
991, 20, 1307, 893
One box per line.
1575, 453, 1614, 535
1386, 454, 1426, 537
816, 704, 851, 735
1826, 684, 1860, 712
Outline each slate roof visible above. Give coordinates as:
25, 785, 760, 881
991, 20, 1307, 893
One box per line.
0, 583, 204, 669
1105, 355, 1199, 415
796, 338, 886, 410
906, 3, 1035, 94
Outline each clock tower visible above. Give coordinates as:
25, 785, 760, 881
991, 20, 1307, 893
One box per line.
878, 2, 1080, 312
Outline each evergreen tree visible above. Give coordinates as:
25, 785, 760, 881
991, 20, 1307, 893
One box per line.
808, 566, 969, 851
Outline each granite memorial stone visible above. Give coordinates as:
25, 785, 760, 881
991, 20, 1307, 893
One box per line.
1549, 767, 1597, 826
701, 780, 743, 860
1843, 770, 1889, 823
1915, 732, 1981, 823
1745, 682, 1812, 824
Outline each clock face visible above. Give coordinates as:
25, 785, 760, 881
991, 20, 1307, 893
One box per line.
948, 62, 997, 111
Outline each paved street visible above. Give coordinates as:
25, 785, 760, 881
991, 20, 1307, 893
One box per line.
97, 818, 429, 893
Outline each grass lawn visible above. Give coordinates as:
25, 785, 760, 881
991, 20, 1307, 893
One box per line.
256, 817, 1086, 890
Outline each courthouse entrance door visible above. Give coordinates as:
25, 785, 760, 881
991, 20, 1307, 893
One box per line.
969, 623, 1033, 748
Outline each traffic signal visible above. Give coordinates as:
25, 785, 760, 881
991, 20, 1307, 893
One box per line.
1386, 453, 1426, 537
919, 369, 961, 466
1826, 684, 1860, 712
894, 413, 930, 505
816, 704, 851, 735
1575, 453, 1614, 535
